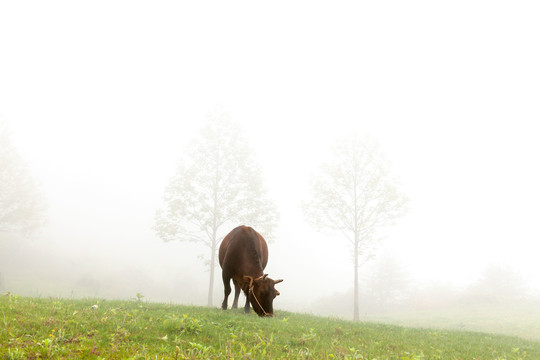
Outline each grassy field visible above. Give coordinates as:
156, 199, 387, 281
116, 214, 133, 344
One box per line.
1, 294, 539, 359
362, 301, 540, 343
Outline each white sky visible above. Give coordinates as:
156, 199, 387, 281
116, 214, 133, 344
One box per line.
1, 1, 539, 305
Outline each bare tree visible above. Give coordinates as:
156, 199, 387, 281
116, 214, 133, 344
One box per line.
154, 110, 279, 306
303, 134, 407, 321
0, 119, 46, 236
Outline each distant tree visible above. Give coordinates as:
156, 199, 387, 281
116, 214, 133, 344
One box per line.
0, 119, 46, 236
154, 110, 279, 306
367, 253, 411, 310
303, 134, 407, 321
466, 263, 529, 303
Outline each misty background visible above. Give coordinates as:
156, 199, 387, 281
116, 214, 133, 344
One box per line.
1, 1, 539, 326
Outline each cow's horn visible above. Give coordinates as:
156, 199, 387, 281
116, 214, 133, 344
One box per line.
274, 279, 283, 284
263, 274, 268, 280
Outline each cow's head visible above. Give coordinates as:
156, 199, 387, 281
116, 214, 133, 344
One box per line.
244, 274, 283, 317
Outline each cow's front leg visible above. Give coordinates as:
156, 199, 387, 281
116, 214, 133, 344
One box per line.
232, 280, 241, 309
244, 291, 251, 314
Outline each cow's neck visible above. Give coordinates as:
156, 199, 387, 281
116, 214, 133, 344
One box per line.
245, 264, 264, 278
243, 248, 264, 278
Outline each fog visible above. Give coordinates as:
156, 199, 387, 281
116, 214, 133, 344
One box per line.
1, 1, 540, 322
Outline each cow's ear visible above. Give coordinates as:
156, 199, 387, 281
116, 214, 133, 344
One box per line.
275, 290, 280, 296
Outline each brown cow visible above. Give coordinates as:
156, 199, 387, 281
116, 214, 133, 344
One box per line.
219, 226, 283, 317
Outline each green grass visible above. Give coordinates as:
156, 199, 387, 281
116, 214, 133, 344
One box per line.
1, 294, 539, 359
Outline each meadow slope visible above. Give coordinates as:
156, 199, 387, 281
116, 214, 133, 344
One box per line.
1, 294, 539, 359
362, 301, 540, 343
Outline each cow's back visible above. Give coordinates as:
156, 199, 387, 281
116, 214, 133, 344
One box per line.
219, 226, 268, 275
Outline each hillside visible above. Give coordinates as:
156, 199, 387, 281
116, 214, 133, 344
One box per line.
1, 294, 539, 359
361, 301, 540, 343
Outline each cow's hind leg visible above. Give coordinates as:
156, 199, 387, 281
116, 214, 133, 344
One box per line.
221, 273, 232, 310
231, 280, 241, 309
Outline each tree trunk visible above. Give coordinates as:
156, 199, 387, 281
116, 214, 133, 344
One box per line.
353, 242, 359, 321
208, 242, 216, 307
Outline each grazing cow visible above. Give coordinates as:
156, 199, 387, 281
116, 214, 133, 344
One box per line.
219, 226, 283, 317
